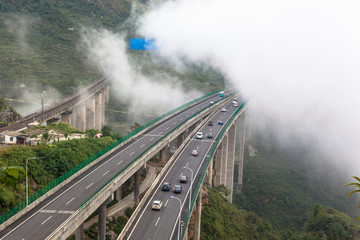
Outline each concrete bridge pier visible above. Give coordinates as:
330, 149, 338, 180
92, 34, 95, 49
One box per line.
95, 92, 103, 130
235, 113, 246, 192
61, 111, 72, 126
75, 223, 84, 240
225, 123, 236, 203
193, 188, 202, 240
115, 185, 122, 201
86, 97, 96, 129
177, 132, 185, 146
134, 169, 141, 206
159, 144, 171, 163
99, 196, 113, 240
214, 146, 222, 187
220, 134, 228, 186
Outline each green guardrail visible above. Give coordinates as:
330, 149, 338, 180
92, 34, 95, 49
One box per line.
79, 91, 235, 210
180, 101, 246, 239
0, 88, 231, 225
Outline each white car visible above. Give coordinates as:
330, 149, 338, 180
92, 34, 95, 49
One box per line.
196, 132, 203, 139
221, 107, 227, 112
233, 102, 238, 107
152, 200, 163, 210
210, 101, 214, 104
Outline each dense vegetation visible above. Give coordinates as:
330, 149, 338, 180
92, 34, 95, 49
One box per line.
0, 133, 115, 215
233, 127, 360, 234
202, 187, 360, 240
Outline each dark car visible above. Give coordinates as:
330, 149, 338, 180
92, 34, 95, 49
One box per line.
180, 175, 188, 183
218, 121, 223, 125
208, 120, 214, 126
207, 133, 213, 138
173, 185, 182, 193
161, 182, 171, 191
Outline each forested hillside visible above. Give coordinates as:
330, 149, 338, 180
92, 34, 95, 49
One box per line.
0, 0, 224, 101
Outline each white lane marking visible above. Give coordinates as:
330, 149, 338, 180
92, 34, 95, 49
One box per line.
65, 197, 75, 206
180, 118, 183, 121
159, 131, 163, 134
155, 217, 161, 226
130, 151, 134, 156
165, 199, 169, 207
179, 172, 183, 177
186, 162, 189, 167
140, 144, 145, 148
41, 215, 53, 225
1, 99, 213, 239
58, 210, 75, 214
196, 146, 200, 149
117, 160, 123, 165
40, 210, 57, 214
209, 128, 212, 131
85, 182, 94, 189
173, 122, 177, 125
103, 170, 110, 176
220, 116, 223, 118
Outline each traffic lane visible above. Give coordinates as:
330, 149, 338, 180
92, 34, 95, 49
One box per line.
5, 210, 70, 240
0, 92, 233, 239
126, 101, 239, 239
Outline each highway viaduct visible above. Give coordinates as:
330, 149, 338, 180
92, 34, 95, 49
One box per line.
0, 88, 246, 240
0, 77, 110, 134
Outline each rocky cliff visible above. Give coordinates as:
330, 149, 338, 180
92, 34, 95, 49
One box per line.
0, 99, 21, 123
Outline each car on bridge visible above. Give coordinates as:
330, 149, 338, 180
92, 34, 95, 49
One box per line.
173, 185, 182, 193
210, 100, 214, 105
196, 132, 203, 139
152, 200, 163, 210
191, 149, 198, 156
218, 120, 223, 125
208, 120, 214, 126
221, 107, 227, 112
161, 182, 171, 191
180, 175, 188, 183
207, 133, 213, 138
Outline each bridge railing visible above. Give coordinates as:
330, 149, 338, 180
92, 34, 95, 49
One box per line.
79, 91, 234, 212
0, 89, 228, 225
181, 101, 246, 239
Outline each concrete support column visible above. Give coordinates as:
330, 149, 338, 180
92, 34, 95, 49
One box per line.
60, 111, 72, 126
115, 186, 122, 201
98, 196, 112, 240
98, 202, 107, 240
159, 144, 171, 163
76, 105, 86, 131
220, 135, 228, 185
105, 86, 110, 103
72, 107, 78, 129
75, 223, 83, 240
86, 97, 96, 130
134, 170, 140, 206
205, 157, 213, 186
235, 114, 246, 191
194, 188, 202, 240
102, 90, 106, 127
95, 92, 103, 130
225, 123, 236, 203
214, 146, 222, 186
177, 132, 185, 147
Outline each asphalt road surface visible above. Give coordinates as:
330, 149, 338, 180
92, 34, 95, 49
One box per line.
125, 98, 241, 240
0, 90, 235, 240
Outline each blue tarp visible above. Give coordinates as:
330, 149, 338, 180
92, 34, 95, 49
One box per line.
130, 39, 157, 50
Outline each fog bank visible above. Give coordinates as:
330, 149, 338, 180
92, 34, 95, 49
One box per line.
138, 0, 360, 175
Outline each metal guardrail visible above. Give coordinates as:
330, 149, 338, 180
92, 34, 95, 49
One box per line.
0, 89, 230, 225
180, 101, 247, 239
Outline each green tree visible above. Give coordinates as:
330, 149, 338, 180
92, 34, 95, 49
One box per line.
101, 125, 112, 137
346, 176, 360, 220
0, 166, 25, 189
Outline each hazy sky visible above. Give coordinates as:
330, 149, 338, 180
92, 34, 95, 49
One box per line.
138, 0, 360, 175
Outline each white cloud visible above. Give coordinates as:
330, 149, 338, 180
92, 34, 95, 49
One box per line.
139, 0, 360, 174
